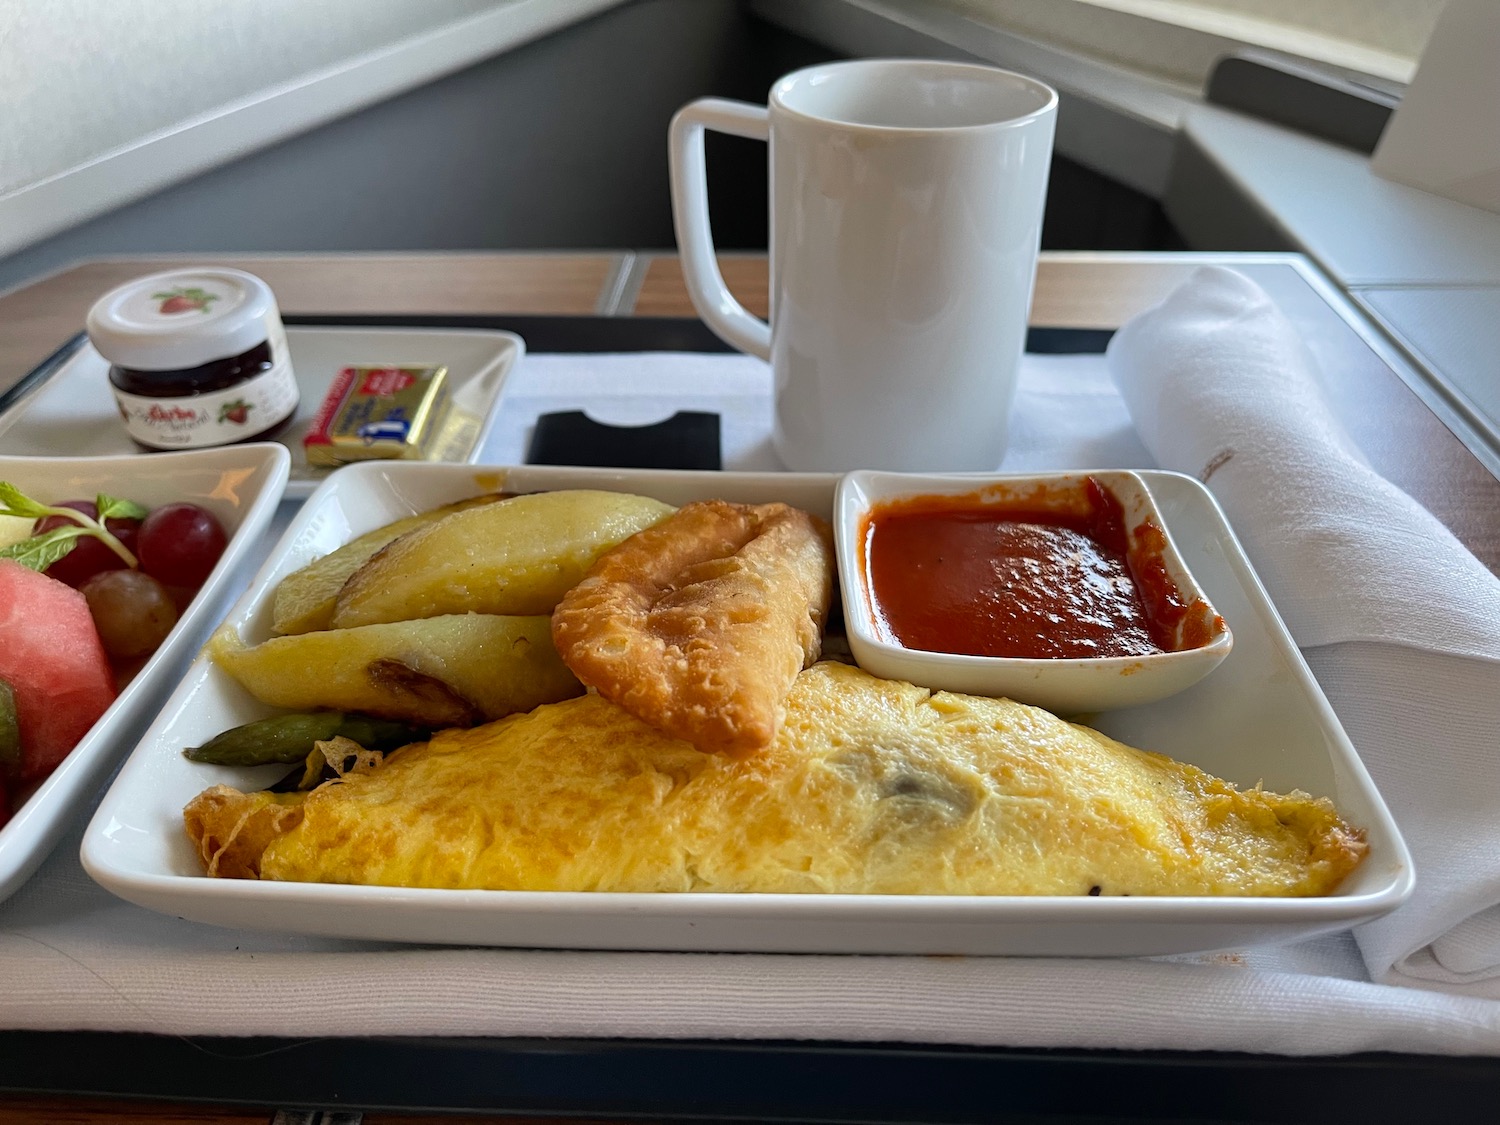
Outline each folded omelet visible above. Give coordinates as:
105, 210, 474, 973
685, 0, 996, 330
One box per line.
185, 661, 1366, 896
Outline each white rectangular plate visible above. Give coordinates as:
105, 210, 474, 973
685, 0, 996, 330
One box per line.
81, 463, 1412, 956
0, 444, 289, 904
0, 327, 522, 499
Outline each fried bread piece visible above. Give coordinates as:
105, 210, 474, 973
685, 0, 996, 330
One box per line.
185, 661, 1367, 896
550, 500, 834, 756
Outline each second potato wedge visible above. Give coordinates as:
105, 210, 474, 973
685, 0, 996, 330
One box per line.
331, 489, 675, 628
272, 494, 507, 635
209, 615, 582, 727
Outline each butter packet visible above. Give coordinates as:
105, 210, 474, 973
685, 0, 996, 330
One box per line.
303, 365, 450, 467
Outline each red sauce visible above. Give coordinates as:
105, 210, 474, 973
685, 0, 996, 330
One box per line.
862, 477, 1217, 660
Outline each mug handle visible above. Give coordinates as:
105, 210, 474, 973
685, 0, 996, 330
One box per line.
668, 98, 772, 360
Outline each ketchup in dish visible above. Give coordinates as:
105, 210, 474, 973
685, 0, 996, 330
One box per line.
861, 477, 1216, 660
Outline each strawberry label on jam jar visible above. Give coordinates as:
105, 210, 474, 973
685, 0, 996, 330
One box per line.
152, 286, 220, 315
111, 353, 299, 449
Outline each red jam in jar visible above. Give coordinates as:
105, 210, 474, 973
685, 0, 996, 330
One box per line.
87, 268, 300, 450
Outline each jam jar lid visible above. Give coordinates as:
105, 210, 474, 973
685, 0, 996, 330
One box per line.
86, 268, 283, 371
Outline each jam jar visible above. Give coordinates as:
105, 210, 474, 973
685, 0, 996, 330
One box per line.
87, 268, 300, 450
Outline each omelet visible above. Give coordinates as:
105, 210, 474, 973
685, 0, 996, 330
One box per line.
185, 661, 1366, 896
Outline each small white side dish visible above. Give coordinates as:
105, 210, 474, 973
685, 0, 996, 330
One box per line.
836, 470, 1233, 714
0, 444, 289, 904
80, 464, 1410, 957
0, 326, 522, 499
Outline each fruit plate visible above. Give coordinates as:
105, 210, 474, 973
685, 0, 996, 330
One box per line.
80, 463, 1411, 957
0, 327, 522, 499
0, 444, 289, 904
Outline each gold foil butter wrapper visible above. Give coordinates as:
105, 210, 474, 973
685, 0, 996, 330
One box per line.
303, 364, 450, 467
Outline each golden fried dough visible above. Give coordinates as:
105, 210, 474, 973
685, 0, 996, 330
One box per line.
185, 661, 1367, 896
550, 500, 834, 756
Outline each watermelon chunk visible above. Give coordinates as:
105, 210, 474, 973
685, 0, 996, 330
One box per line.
0, 559, 117, 782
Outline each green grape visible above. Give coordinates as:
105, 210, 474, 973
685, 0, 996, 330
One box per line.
81, 569, 179, 659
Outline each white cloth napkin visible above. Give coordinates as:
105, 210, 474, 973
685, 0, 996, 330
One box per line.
1108, 266, 1500, 996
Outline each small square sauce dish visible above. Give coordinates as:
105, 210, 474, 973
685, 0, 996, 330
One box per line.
834, 470, 1233, 714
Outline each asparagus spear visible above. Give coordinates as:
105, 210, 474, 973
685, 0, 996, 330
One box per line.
184, 712, 429, 766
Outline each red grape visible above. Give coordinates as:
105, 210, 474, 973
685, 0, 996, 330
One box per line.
137, 503, 227, 588
34, 500, 142, 589
81, 569, 179, 659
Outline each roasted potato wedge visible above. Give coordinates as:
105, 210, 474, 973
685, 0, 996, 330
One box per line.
272, 494, 507, 635
330, 490, 675, 629
208, 615, 581, 726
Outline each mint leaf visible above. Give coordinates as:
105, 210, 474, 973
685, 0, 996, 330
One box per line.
0, 483, 141, 570
0, 526, 84, 572
96, 493, 148, 521
0, 482, 52, 520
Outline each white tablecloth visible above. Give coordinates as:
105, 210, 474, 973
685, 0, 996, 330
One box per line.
3, 348, 1499, 1055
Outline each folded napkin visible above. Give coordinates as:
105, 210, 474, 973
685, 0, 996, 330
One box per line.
1108, 266, 1500, 996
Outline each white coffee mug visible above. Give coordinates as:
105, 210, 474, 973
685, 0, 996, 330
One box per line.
669, 58, 1057, 472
